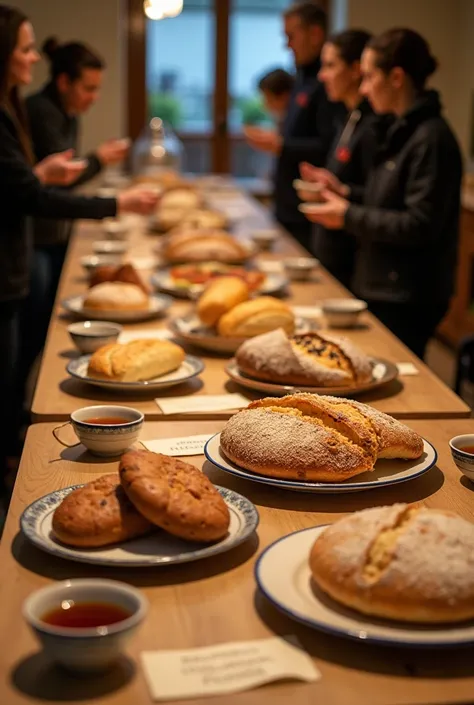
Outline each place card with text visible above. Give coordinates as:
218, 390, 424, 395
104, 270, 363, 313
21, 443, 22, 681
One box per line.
142, 434, 214, 456
397, 362, 419, 376
155, 393, 249, 415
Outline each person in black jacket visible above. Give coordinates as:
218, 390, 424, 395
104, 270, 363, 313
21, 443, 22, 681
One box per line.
0, 5, 159, 490
297, 29, 375, 290
302, 28, 463, 360
257, 68, 294, 131
244, 2, 342, 251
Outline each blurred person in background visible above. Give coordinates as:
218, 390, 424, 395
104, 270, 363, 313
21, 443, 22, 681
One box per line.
0, 4, 158, 495
245, 1, 342, 252
302, 28, 462, 359
257, 67, 294, 130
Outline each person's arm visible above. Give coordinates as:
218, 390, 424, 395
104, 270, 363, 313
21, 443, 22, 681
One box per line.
344, 136, 462, 248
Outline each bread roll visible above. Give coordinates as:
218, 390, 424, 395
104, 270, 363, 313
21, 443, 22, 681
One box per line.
197, 276, 249, 327
89, 263, 148, 293
179, 208, 228, 230
164, 231, 249, 264
309, 504, 474, 623
236, 328, 372, 386
219, 393, 424, 482
88, 339, 185, 382
84, 282, 149, 311
217, 297, 295, 338
160, 187, 201, 211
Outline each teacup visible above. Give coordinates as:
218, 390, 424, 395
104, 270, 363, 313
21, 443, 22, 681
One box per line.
250, 229, 278, 251
67, 321, 122, 354
322, 298, 367, 328
283, 257, 319, 281
53, 405, 144, 457
449, 435, 474, 482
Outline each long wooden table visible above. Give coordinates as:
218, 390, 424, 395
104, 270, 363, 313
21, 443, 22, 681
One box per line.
31, 190, 469, 421
2, 419, 474, 705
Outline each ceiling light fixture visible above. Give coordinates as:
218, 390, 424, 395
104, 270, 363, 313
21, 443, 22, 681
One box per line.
143, 0, 183, 20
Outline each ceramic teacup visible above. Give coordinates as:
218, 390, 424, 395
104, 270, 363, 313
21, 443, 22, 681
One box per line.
67, 321, 122, 354
449, 434, 474, 482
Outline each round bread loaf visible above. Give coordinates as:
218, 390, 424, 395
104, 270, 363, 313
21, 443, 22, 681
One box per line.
160, 187, 201, 211
217, 298, 295, 338
84, 282, 149, 311
309, 504, 474, 623
235, 328, 372, 387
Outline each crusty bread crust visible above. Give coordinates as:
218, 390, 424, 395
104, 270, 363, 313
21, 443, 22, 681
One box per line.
218, 298, 295, 338
197, 276, 249, 327
87, 339, 185, 382
84, 282, 149, 311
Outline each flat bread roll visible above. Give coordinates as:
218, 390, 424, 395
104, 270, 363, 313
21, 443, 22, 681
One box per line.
84, 282, 149, 311
164, 231, 249, 264
309, 504, 474, 623
197, 276, 249, 327
88, 339, 185, 382
217, 297, 295, 337
52, 474, 152, 547
119, 450, 230, 542
236, 329, 372, 386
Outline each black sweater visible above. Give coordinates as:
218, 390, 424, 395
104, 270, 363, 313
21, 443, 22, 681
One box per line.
274, 56, 343, 229
0, 107, 116, 301
344, 91, 463, 306
26, 82, 103, 246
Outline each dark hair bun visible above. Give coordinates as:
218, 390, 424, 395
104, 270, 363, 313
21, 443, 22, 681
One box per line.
42, 36, 60, 60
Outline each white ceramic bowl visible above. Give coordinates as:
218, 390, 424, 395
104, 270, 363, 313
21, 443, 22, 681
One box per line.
80, 254, 123, 273
23, 579, 148, 673
251, 229, 278, 251
283, 257, 319, 281
67, 321, 122, 354
70, 405, 144, 457
102, 218, 130, 240
322, 298, 367, 328
93, 241, 128, 256
449, 435, 474, 482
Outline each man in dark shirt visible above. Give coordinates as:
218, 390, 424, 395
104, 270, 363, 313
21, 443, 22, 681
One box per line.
245, 2, 342, 251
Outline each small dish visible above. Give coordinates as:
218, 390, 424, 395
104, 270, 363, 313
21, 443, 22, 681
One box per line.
53, 405, 144, 457
449, 435, 474, 482
102, 219, 130, 240
322, 298, 367, 328
93, 241, 128, 256
250, 229, 278, 251
283, 257, 319, 281
80, 254, 123, 273
67, 321, 122, 354
23, 578, 147, 672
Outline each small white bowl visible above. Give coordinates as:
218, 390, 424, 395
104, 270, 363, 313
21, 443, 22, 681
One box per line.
61, 405, 144, 457
283, 257, 319, 281
449, 435, 474, 482
93, 241, 128, 256
102, 218, 130, 240
322, 298, 367, 328
23, 579, 147, 673
80, 254, 123, 273
67, 321, 122, 354
250, 229, 278, 251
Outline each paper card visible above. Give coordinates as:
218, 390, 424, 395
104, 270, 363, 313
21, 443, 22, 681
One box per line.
292, 306, 323, 320
397, 362, 419, 376
119, 329, 173, 344
141, 636, 320, 701
155, 393, 249, 415
142, 434, 214, 456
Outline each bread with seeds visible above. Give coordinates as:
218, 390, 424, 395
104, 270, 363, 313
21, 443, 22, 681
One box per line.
235, 328, 372, 386
309, 504, 474, 623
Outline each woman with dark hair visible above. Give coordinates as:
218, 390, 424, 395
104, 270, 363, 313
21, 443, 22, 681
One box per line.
0, 5, 158, 489
303, 28, 463, 359
296, 29, 374, 289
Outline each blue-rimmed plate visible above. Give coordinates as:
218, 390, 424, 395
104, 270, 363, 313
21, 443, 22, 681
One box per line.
61, 293, 172, 323
255, 526, 474, 648
204, 433, 437, 494
20, 485, 259, 567
67, 354, 204, 392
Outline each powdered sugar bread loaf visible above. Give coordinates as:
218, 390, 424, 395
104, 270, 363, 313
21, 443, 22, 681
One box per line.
309, 504, 474, 623
219, 393, 424, 482
235, 329, 372, 387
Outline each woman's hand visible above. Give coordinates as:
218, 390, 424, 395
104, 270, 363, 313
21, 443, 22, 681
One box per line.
34, 149, 87, 186
243, 126, 282, 154
117, 186, 160, 215
96, 138, 131, 165
301, 189, 350, 229
299, 162, 350, 197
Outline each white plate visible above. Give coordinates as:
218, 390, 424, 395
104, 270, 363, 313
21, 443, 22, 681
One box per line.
61, 294, 172, 323
225, 358, 399, 397
21, 485, 258, 567
256, 526, 474, 647
67, 354, 204, 392
151, 270, 289, 299
170, 314, 312, 355
205, 433, 437, 493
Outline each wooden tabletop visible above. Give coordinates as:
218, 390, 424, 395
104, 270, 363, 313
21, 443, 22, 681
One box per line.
2, 418, 474, 705
31, 191, 469, 421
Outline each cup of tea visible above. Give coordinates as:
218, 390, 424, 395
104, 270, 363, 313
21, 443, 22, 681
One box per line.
449, 434, 474, 482
53, 405, 144, 457
23, 578, 148, 673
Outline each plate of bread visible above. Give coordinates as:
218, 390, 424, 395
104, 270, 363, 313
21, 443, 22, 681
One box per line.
20, 450, 259, 567
62, 283, 172, 323
205, 394, 436, 492
158, 230, 255, 264
66, 338, 204, 392
256, 505, 474, 647
226, 328, 398, 395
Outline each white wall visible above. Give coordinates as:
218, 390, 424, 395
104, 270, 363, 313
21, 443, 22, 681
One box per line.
8, 0, 124, 153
